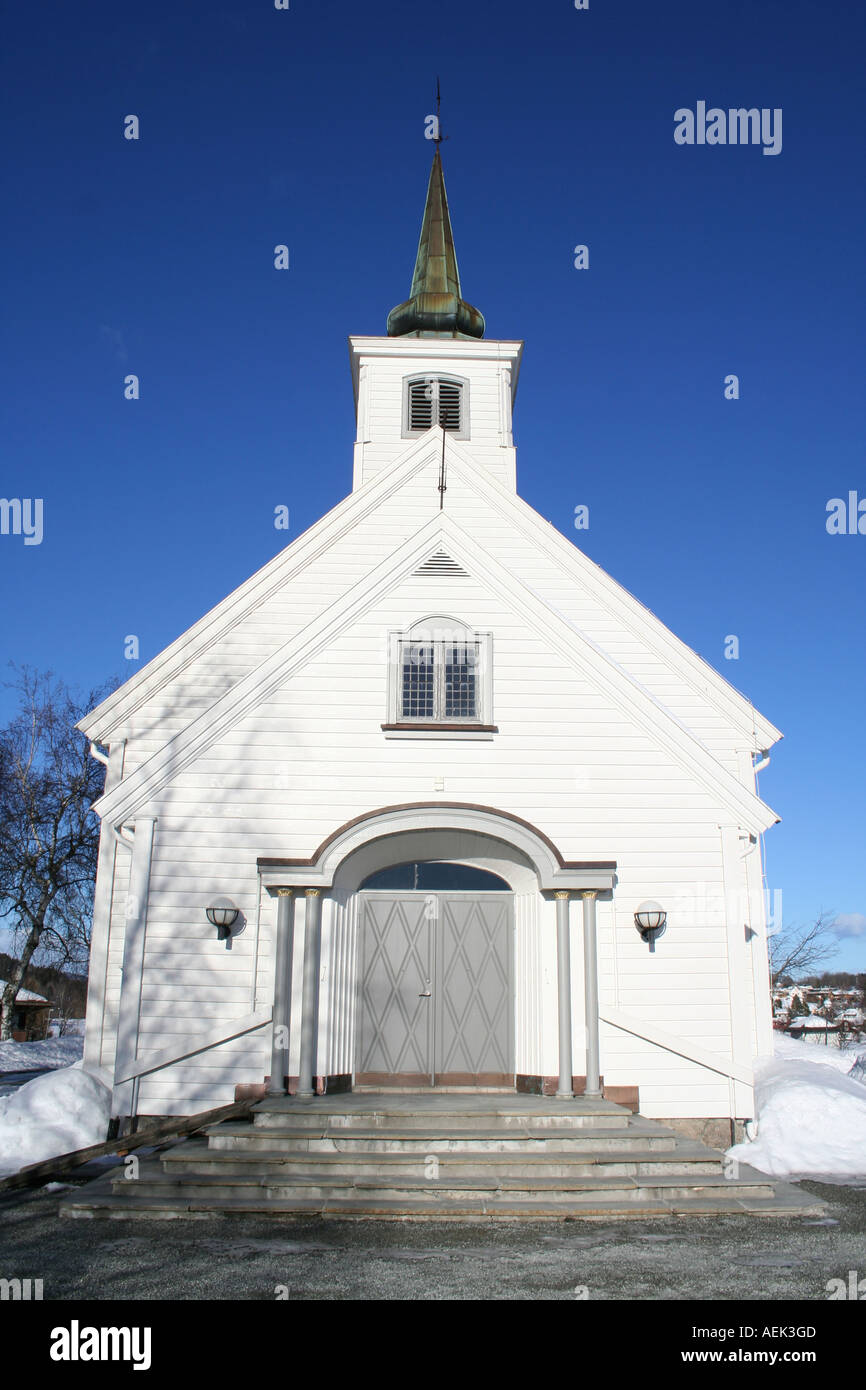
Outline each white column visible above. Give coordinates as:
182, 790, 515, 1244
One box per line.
267, 889, 296, 1097
554, 891, 574, 1099
296, 889, 323, 1099
581, 891, 602, 1100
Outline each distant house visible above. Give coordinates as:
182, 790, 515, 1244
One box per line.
0, 982, 51, 1042
787, 1015, 841, 1046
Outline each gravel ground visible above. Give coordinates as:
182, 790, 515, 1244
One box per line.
0, 1176, 864, 1301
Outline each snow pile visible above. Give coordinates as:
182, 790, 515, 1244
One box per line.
0, 1063, 110, 1178
771, 1030, 862, 1076
0, 1035, 83, 1071
728, 1037, 866, 1179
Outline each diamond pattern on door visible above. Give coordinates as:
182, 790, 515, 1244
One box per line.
437, 898, 511, 1075
357, 892, 513, 1084
358, 897, 432, 1077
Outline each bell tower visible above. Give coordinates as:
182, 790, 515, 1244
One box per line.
349, 146, 522, 493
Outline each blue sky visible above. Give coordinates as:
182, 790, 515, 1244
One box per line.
2, 0, 864, 969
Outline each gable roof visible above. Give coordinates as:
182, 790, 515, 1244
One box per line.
78, 429, 446, 743
81, 427, 781, 760
440, 435, 782, 751
90, 464, 780, 833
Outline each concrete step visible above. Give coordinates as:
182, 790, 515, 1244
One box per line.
62, 1183, 825, 1221
161, 1137, 721, 1181
205, 1124, 678, 1155
251, 1099, 632, 1133
352, 1085, 515, 1094
112, 1167, 778, 1204
57, 1093, 829, 1223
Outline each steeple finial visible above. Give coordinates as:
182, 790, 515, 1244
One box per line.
432, 76, 445, 149
386, 105, 485, 339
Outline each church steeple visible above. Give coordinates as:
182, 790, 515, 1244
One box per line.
386, 149, 485, 339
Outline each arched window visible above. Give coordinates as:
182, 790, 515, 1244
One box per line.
403, 376, 468, 439
385, 615, 494, 730
360, 862, 511, 891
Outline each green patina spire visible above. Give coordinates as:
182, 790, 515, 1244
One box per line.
387, 149, 485, 339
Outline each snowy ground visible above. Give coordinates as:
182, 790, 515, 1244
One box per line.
0, 1038, 109, 1179
728, 1033, 866, 1182
0, 1034, 83, 1073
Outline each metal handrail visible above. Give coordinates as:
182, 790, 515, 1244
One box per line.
114, 1009, 272, 1085
599, 1005, 753, 1086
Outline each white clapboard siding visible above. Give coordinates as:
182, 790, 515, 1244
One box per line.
89, 440, 769, 785
83, 334, 778, 1118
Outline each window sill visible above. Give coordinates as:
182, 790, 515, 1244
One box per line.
381, 723, 498, 741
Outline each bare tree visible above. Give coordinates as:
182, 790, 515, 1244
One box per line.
0, 667, 112, 1039
769, 909, 840, 986
48, 975, 85, 1037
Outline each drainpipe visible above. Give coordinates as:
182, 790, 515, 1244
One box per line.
112, 824, 136, 851
114, 816, 158, 1128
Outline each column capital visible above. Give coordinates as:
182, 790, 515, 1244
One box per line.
553, 890, 571, 901
275, 887, 295, 898
580, 889, 599, 901
305, 888, 321, 898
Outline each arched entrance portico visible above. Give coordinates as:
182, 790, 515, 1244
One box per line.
257, 804, 616, 1098
332, 822, 535, 1089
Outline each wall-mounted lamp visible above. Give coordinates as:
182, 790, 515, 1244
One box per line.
634, 901, 667, 952
206, 897, 239, 940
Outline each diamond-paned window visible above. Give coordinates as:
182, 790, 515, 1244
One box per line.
389, 618, 491, 726
444, 642, 478, 718
401, 643, 435, 719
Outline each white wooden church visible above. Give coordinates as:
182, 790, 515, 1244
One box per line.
79, 148, 782, 1138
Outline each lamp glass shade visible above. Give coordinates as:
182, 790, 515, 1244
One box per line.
206, 897, 239, 929
634, 902, 666, 932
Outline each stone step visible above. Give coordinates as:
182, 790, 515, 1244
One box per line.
251, 1104, 632, 1134
62, 1183, 825, 1222
58, 1091, 828, 1223
112, 1166, 777, 1205
161, 1137, 721, 1181
205, 1124, 679, 1155
352, 1085, 515, 1094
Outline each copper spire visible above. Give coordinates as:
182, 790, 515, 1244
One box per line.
387, 149, 485, 339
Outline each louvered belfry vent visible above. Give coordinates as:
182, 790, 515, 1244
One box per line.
408, 380, 435, 431
413, 549, 469, 577
405, 377, 465, 436
437, 381, 461, 431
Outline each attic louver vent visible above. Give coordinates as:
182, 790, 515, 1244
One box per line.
413, 549, 469, 577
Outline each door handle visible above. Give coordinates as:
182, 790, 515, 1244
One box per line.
418, 990, 432, 998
